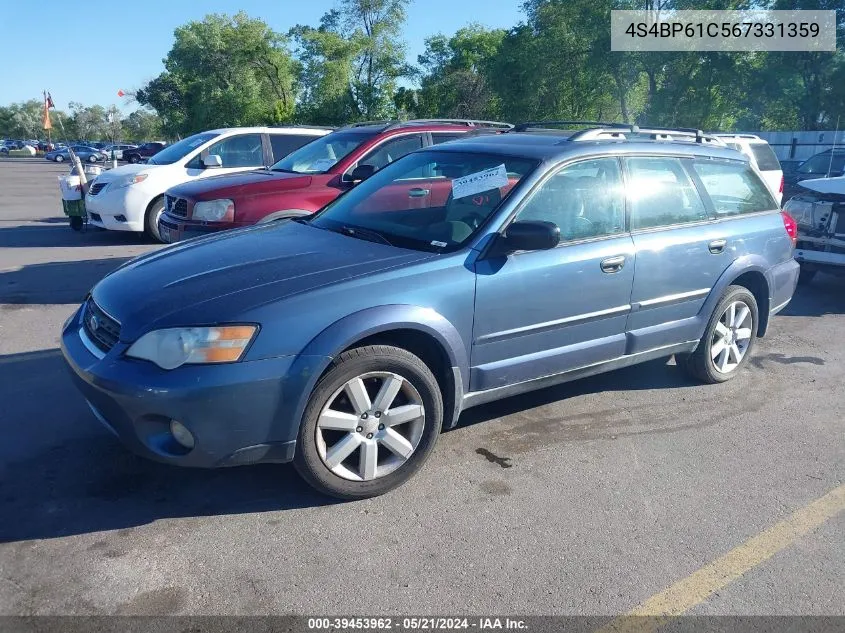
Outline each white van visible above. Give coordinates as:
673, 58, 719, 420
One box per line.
714, 133, 783, 204
84, 126, 331, 242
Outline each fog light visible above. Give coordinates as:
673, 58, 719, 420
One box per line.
170, 420, 195, 449
115, 214, 127, 222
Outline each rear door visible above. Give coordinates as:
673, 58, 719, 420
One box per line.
623, 156, 729, 353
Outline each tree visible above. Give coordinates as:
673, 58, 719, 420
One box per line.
122, 110, 163, 141
415, 25, 506, 119
137, 12, 299, 135
291, 0, 411, 123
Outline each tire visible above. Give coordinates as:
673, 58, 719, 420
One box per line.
294, 345, 443, 500
128, 154, 140, 164
144, 196, 166, 242
88, 155, 97, 163
797, 268, 817, 285
55, 155, 64, 163
680, 285, 759, 384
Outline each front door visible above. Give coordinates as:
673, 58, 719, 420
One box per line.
471, 157, 635, 392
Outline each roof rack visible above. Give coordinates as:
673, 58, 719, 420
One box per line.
340, 119, 514, 131
272, 124, 336, 130
513, 121, 727, 146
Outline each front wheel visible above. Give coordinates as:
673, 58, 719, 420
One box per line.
88, 155, 98, 163
128, 154, 140, 164
294, 345, 443, 499
144, 196, 166, 242
680, 285, 759, 384
55, 155, 64, 163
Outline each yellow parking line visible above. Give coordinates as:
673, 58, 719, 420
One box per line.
598, 483, 845, 633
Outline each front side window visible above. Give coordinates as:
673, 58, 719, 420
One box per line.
797, 153, 845, 176
356, 134, 425, 171
625, 157, 708, 230
273, 131, 376, 174
204, 133, 264, 168
310, 150, 537, 252
515, 158, 625, 241
147, 132, 219, 166
692, 160, 777, 216
431, 133, 464, 145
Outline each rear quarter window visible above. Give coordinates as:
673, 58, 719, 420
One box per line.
693, 160, 778, 216
749, 143, 781, 172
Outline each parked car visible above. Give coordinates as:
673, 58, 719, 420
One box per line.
122, 142, 167, 164
783, 148, 845, 201
84, 126, 331, 240
784, 176, 845, 282
714, 133, 783, 204
61, 123, 799, 499
44, 145, 106, 163
101, 144, 138, 160
159, 119, 512, 243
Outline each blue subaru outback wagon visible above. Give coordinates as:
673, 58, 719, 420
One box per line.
61, 123, 800, 498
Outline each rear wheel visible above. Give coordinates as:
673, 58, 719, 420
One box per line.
144, 196, 166, 242
294, 345, 443, 499
680, 285, 758, 384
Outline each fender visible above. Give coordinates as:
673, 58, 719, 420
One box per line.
278, 305, 469, 443
259, 209, 312, 223
695, 254, 772, 342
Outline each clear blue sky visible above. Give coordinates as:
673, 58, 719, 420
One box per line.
0, 0, 524, 112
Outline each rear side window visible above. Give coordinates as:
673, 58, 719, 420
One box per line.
624, 157, 708, 230
749, 143, 780, 171
692, 160, 777, 216
269, 134, 319, 162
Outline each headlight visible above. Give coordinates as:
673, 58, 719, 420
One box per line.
193, 199, 235, 222
113, 173, 149, 189
126, 325, 257, 370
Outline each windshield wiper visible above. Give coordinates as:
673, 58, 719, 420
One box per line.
338, 225, 394, 247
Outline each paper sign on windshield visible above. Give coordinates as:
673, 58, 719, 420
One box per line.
451, 164, 508, 200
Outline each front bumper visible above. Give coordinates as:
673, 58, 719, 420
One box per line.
60, 307, 322, 468
85, 184, 151, 232
159, 212, 242, 243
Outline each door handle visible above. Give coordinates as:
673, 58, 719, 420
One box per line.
708, 239, 727, 254
600, 255, 626, 273
408, 188, 430, 198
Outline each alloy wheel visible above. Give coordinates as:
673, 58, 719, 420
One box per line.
711, 300, 753, 374
315, 372, 426, 482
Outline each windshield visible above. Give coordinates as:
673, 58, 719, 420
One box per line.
309, 150, 538, 252
272, 131, 376, 174
798, 153, 845, 175
146, 132, 219, 165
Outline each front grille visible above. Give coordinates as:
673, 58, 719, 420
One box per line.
88, 182, 107, 196
82, 298, 121, 353
166, 194, 188, 218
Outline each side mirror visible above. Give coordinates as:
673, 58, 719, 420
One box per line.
349, 164, 376, 183
493, 220, 560, 255
203, 154, 223, 168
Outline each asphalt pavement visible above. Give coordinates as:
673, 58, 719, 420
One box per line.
0, 159, 842, 618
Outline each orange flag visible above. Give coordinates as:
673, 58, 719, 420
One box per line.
42, 92, 52, 130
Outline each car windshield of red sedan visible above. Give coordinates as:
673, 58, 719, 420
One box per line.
308, 150, 537, 253
272, 131, 377, 174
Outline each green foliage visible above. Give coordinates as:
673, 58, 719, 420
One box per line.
137, 12, 299, 135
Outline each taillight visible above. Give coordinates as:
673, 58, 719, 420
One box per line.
779, 174, 784, 194
781, 211, 797, 245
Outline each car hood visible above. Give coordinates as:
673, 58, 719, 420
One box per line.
92, 163, 151, 182
91, 221, 436, 341
168, 169, 312, 200
797, 176, 845, 196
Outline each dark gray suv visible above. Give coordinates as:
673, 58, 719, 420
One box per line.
61, 123, 800, 499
